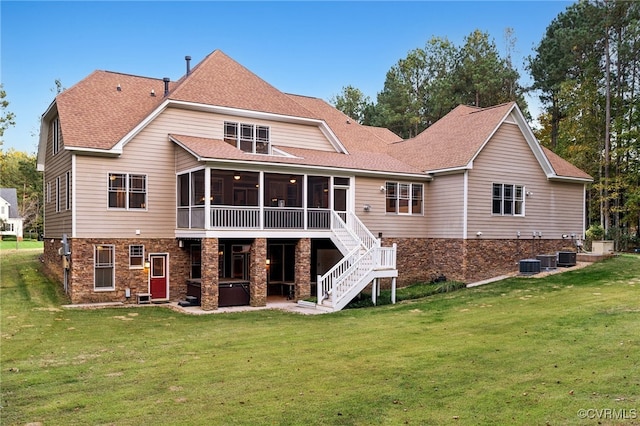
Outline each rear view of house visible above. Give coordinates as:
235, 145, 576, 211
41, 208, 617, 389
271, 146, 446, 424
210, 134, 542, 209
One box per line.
37, 50, 591, 311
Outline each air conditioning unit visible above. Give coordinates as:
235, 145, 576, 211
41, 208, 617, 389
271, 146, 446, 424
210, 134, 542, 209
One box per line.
536, 254, 557, 270
519, 259, 541, 275
557, 251, 577, 267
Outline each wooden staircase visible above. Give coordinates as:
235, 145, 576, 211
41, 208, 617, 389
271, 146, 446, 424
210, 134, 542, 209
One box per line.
305, 211, 397, 312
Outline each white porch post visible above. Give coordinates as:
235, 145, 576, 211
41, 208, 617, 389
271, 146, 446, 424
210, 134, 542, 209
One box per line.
259, 171, 264, 230
204, 168, 211, 229
371, 278, 377, 305
391, 277, 396, 304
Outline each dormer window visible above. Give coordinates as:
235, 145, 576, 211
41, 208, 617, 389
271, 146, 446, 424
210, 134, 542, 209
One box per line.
224, 121, 270, 154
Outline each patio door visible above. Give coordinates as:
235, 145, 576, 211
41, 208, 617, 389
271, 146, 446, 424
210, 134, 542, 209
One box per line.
333, 177, 350, 221
149, 254, 169, 300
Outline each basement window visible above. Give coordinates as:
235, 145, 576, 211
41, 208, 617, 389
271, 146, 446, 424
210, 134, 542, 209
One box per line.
129, 245, 145, 269
94, 245, 115, 290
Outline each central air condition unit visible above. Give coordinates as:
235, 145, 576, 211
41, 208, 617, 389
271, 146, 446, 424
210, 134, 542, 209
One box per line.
536, 254, 557, 270
557, 251, 577, 267
519, 259, 541, 275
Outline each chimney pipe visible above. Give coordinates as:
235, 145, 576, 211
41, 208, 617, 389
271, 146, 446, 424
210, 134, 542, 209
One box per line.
185, 56, 191, 76
163, 77, 170, 97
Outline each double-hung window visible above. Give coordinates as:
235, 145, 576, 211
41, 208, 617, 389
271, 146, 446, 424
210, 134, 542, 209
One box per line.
129, 245, 145, 269
224, 121, 270, 154
492, 183, 524, 216
94, 245, 115, 290
108, 173, 147, 209
385, 182, 423, 215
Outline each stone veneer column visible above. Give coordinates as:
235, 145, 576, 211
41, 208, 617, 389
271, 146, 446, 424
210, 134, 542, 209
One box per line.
200, 238, 219, 311
250, 238, 267, 306
295, 238, 311, 300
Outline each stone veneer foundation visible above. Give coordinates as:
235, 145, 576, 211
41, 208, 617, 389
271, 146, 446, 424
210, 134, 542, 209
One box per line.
388, 237, 574, 285
43, 237, 191, 305
43, 236, 573, 306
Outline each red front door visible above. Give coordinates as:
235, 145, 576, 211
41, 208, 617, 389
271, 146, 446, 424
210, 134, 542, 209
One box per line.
150, 254, 168, 300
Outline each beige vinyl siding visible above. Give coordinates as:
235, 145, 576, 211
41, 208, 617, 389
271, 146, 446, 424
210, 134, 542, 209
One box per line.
425, 173, 465, 238
75, 119, 177, 238
467, 123, 585, 239
354, 176, 428, 238
43, 115, 72, 238
159, 107, 336, 152
175, 145, 200, 172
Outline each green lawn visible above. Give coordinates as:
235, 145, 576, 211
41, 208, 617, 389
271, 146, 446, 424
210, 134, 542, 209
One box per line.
0, 238, 44, 251
1, 251, 638, 425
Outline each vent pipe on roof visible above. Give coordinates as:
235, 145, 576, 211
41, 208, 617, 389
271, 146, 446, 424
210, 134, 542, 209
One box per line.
163, 77, 170, 97
185, 56, 192, 76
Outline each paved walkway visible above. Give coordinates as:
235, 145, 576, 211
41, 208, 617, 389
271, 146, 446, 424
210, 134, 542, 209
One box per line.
63, 296, 330, 315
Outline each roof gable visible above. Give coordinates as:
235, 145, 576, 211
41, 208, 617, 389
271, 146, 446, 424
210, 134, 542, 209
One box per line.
388, 102, 592, 182
169, 50, 316, 119
0, 188, 20, 218
52, 71, 170, 150
389, 103, 515, 172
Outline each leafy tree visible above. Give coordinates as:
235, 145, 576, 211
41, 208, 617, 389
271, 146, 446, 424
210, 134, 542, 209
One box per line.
373, 30, 526, 139
453, 30, 525, 110
0, 149, 42, 233
330, 85, 372, 124
529, 0, 640, 241
0, 84, 16, 145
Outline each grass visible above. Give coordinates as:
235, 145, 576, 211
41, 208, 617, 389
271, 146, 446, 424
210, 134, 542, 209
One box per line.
1, 251, 639, 425
0, 238, 44, 251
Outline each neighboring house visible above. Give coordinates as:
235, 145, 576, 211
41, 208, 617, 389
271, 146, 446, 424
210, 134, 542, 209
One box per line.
37, 50, 592, 311
0, 188, 24, 241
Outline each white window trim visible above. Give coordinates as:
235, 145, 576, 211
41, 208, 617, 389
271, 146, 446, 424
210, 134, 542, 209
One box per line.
224, 121, 271, 155
52, 118, 60, 155
107, 172, 148, 211
129, 244, 145, 269
65, 171, 71, 211
385, 181, 424, 215
55, 176, 61, 213
94, 244, 115, 291
492, 183, 525, 217
46, 182, 51, 203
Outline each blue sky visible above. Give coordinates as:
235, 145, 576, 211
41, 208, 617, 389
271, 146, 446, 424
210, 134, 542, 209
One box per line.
1, 1, 572, 153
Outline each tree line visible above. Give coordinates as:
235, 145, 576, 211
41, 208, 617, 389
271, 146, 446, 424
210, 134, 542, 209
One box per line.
332, 1, 639, 247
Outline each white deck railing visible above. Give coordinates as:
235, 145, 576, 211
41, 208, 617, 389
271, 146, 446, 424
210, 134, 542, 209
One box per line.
177, 206, 333, 230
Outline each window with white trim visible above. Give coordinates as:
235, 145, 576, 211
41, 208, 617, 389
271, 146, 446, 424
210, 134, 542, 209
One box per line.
94, 245, 115, 290
385, 182, 423, 215
129, 245, 144, 269
55, 176, 61, 213
108, 173, 147, 209
65, 171, 71, 210
224, 121, 270, 154
46, 182, 51, 203
492, 183, 524, 216
52, 118, 60, 155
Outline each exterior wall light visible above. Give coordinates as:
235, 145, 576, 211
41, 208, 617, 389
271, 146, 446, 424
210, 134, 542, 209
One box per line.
144, 260, 151, 270
363, 204, 371, 212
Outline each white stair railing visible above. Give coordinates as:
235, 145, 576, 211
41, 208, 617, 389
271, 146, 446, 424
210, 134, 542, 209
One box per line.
316, 212, 397, 311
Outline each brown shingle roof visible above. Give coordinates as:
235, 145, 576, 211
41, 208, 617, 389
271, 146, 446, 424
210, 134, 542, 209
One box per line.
389, 103, 515, 171
169, 134, 423, 175
286, 94, 401, 153
169, 50, 316, 118
542, 146, 593, 180
56, 71, 170, 149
